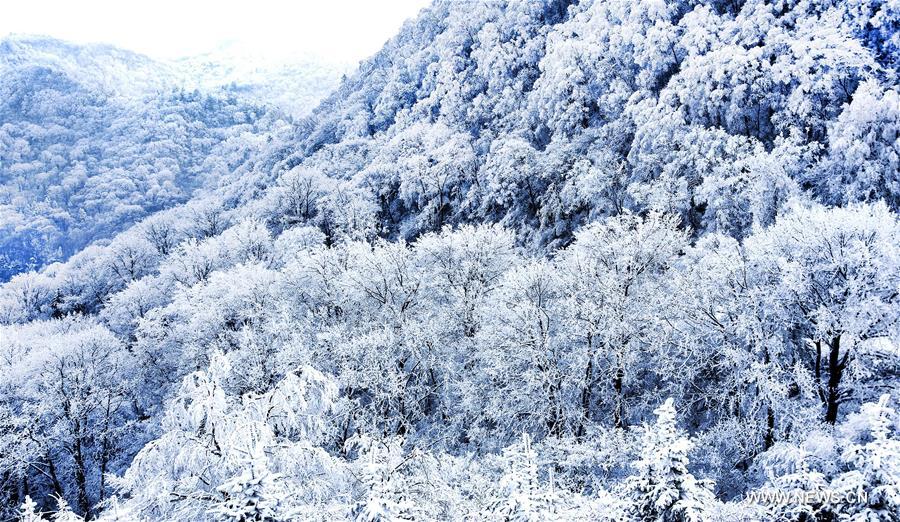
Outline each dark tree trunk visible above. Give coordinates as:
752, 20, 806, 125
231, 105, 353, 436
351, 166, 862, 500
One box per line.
825, 335, 848, 424
613, 365, 625, 430
763, 347, 775, 449
72, 431, 91, 519
97, 395, 114, 503
814, 340, 825, 403
546, 377, 563, 437
46, 454, 65, 505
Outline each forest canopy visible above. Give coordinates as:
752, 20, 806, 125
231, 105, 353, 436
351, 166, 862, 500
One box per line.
2, 0, 900, 520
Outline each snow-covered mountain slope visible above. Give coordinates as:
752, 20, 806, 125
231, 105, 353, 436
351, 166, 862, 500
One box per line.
280, 0, 899, 246
2, 1, 900, 520
0, 35, 177, 95
0, 36, 342, 281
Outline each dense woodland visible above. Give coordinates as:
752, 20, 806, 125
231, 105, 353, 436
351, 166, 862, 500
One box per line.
1, 0, 900, 520
0, 36, 337, 281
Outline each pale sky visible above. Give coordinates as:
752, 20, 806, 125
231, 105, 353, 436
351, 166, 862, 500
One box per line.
0, 0, 430, 63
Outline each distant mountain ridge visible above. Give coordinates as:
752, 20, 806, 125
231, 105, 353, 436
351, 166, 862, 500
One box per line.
1, 34, 351, 110
0, 35, 177, 96
173, 42, 353, 117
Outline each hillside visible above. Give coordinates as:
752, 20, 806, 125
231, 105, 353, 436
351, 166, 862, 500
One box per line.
2, 1, 900, 520
0, 36, 340, 281
285, 0, 899, 244
0, 36, 179, 95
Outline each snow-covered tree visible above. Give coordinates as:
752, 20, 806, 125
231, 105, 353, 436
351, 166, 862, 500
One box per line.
111, 354, 345, 520
622, 399, 715, 522
557, 212, 687, 432
750, 394, 900, 520
19, 497, 45, 522
831, 394, 900, 519
745, 203, 900, 424
1, 318, 137, 519
487, 433, 563, 521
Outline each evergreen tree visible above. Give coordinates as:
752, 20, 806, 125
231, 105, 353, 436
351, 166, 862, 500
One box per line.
49, 497, 83, 522
831, 394, 900, 520
19, 497, 45, 522
489, 433, 562, 521
351, 437, 416, 522
210, 466, 284, 522
622, 399, 715, 522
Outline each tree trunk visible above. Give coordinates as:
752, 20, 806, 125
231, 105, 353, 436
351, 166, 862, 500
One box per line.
577, 336, 594, 439
814, 340, 825, 403
72, 429, 91, 519
546, 377, 563, 437
763, 347, 775, 448
825, 335, 847, 425
98, 395, 114, 503
46, 453, 65, 503
613, 364, 625, 430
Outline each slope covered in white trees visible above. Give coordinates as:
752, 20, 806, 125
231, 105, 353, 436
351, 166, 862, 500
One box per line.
2, 0, 900, 520
0, 36, 341, 281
